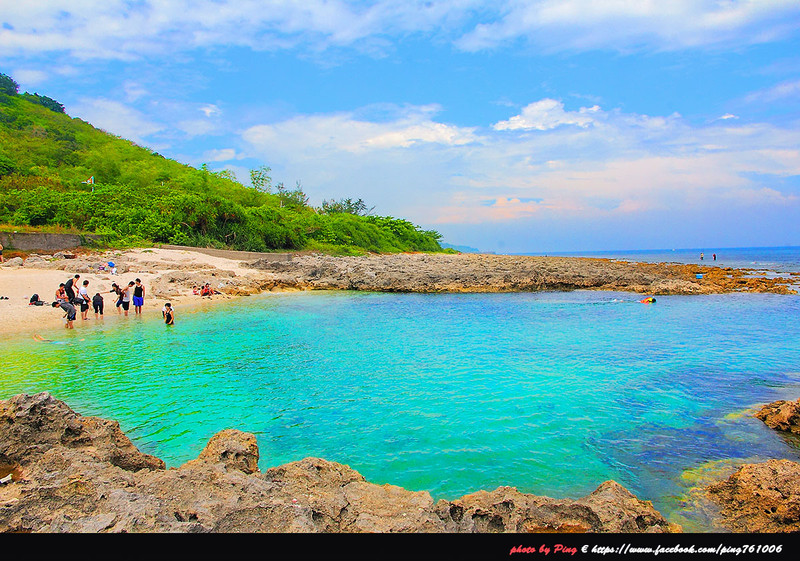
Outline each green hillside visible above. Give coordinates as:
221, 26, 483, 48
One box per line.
0, 72, 444, 254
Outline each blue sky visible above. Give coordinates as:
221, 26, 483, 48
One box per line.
1, 1, 800, 253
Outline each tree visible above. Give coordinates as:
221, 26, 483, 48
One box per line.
0, 73, 19, 96
212, 168, 237, 182
276, 180, 309, 209
249, 165, 272, 193
21, 92, 65, 113
321, 197, 374, 216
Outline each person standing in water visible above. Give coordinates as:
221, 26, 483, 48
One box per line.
92, 292, 104, 318
162, 303, 175, 325
78, 280, 91, 320
700, 252, 704, 261
52, 300, 76, 329
713, 253, 717, 261
122, 281, 134, 316
133, 278, 145, 315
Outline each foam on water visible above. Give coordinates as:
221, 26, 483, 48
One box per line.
2, 290, 799, 529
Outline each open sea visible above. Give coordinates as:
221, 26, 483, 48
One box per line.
545, 245, 800, 274
2, 246, 800, 531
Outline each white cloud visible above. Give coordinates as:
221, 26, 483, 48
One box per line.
203, 148, 240, 162
11, 68, 48, 86
745, 79, 800, 103
69, 98, 164, 144
0, 1, 797, 59
243, 107, 481, 157
238, 101, 800, 227
457, 0, 800, 52
493, 99, 599, 131
200, 104, 221, 117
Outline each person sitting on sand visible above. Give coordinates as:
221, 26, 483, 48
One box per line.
162, 302, 175, 325
52, 300, 76, 329
192, 285, 200, 295
201, 282, 221, 296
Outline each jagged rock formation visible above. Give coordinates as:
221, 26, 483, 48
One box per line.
707, 459, 800, 533
246, 253, 797, 295
755, 398, 800, 435
0, 393, 677, 533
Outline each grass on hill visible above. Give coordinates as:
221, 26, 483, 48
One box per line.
0, 71, 448, 255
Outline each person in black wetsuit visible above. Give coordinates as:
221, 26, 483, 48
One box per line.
162, 303, 174, 325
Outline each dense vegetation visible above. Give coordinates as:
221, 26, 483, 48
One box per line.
0, 72, 444, 254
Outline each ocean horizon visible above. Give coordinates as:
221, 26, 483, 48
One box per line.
518, 245, 800, 273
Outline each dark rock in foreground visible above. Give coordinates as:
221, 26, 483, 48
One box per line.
755, 398, 800, 435
0, 393, 678, 533
707, 459, 800, 533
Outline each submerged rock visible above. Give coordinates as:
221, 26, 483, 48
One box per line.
755, 398, 800, 435
0, 393, 677, 533
707, 459, 800, 533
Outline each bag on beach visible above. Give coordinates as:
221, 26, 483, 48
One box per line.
29, 294, 40, 304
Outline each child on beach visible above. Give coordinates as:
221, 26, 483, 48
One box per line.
162, 303, 174, 325
92, 292, 104, 318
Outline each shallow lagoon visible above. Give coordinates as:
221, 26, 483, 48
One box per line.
2, 290, 800, 530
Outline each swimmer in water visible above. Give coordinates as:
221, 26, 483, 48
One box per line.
33, 334, 70, 344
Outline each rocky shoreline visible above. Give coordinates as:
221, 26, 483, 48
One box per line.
3, 392, 800, 533
0, 393, 678, 533
241, 253, 798, 295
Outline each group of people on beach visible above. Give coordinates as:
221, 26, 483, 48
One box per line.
50, 274, 173, 328
193, 282, 221, 296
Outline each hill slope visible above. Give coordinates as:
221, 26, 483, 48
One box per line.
0, 72, 443, 254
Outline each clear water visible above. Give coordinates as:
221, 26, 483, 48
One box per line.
2, 290, 800, 531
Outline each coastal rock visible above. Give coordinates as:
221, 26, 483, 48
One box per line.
0, 393, 678, 533
22, 254, 48, 268
434, 482, 675, 533
707, 459, 800, 532
754, 399, 800, 435
246, 253, 796, 295
1, 257, 23, 267
0, 392, 164, 472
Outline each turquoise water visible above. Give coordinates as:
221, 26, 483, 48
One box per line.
2, 290, 800, 530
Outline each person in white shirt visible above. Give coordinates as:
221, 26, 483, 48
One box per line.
78, 280, 91, 320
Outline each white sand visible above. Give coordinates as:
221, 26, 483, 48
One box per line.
0, 248, 260, 335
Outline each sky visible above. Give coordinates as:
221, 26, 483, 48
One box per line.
1, 1, 800, 253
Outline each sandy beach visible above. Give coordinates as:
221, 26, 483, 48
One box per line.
1, 247, 797, 336
0, 248, 259, 335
